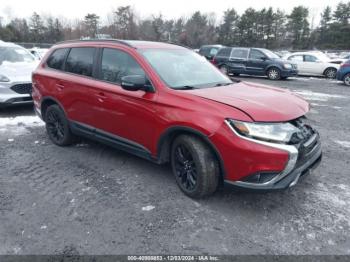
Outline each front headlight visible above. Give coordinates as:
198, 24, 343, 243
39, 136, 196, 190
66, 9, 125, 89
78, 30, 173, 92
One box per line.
0, 74, 10, 82
227, 119, 300, 144
283, 63, 292, 69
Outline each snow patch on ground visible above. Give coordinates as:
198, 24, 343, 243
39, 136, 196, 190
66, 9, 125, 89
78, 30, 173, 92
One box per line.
0, 116, 44, 136
334, 140, 350, 148
142, 205, 155, 211
293, 90, 347, 102
0, 116, 44, 127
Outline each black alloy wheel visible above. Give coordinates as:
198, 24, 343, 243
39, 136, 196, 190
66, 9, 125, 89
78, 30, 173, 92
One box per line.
173, 144, 197, 192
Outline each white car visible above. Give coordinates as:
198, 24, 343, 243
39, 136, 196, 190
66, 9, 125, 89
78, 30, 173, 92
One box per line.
283, 52, 340, 78
0, 41, 39, 107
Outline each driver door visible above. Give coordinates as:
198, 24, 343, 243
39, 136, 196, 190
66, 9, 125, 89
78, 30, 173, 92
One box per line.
89, 47, 158, 151
246, 49, 269, 75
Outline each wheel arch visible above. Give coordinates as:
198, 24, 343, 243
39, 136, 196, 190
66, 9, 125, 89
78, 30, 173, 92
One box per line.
157, 126, 226, 179
40, 96, 66, 121
265, 64, 283, 74
323, 66, 337, 76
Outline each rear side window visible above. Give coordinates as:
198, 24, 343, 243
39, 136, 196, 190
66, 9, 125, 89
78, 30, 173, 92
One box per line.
231, 48, 249, 59
289, 55, 303, 62
46, 48, 68, 70
199, 47, 210, 56
65, 47, 95, 77
216, 48, 231, 57
100, 48, 145, 84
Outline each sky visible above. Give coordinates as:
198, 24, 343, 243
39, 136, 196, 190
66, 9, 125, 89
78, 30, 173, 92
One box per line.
0, 0, 345, 25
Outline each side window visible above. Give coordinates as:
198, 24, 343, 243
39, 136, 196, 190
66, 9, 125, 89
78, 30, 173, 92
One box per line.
209, 48, 219, 56
249, 49, 265, 60
65, 47, 95, 77
231, 48, 249, 59
289, 55, 303, 62
216, 48, 231, 57
101, 48, 145, 84
46, 48, 68, 70
304, 55, 318, 62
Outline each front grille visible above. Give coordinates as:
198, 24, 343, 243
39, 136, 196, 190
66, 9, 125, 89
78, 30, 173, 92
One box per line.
289, 116, 321, 168
292, 64, 298, 70
10, 83, 32, 94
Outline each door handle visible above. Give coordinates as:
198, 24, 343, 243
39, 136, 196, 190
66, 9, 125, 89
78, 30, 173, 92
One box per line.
56, 83, 64, 90
96, 92, 107, 102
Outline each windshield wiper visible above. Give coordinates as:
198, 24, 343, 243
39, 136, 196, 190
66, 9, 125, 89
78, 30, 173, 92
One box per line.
174, 85, 196, 90
214, 83, 232, 87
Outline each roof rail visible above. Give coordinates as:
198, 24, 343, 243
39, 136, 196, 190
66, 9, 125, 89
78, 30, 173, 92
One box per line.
55, 39, 136, 48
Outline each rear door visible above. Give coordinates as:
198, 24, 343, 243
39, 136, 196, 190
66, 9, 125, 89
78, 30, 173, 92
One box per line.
60, 47, 101, 128
228, 48, 249, 74
288, 55, 305, 74
246, 49, 269, 75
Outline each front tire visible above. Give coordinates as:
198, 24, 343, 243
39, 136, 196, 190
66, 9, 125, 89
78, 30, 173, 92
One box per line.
171, 135, 219, 198
343, 73, 350, 86
324, 68, 337, 79
45, 104, 75, 146
267, 67, 281, 80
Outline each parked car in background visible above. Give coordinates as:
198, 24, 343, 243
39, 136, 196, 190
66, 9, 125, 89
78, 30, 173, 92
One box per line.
283, 52, 340, 78
336, 59, 350, 86
32, 40, 321, 197
331, 53, 350, 65
198, 45, 224, 61
213, 47, 298, 80
0, 41, 39, 107
29, 47, 49, 60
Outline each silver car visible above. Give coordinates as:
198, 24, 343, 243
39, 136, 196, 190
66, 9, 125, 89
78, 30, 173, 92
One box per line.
0, 41, 39, 107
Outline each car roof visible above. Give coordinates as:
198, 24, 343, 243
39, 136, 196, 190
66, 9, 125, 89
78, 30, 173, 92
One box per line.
0, 41, 23, 48
200, 45, 224, 48
55, 39, 186, 50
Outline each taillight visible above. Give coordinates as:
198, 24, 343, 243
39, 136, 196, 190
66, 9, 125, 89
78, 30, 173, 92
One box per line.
211, 57, 217, 65
341, 63, 350, 68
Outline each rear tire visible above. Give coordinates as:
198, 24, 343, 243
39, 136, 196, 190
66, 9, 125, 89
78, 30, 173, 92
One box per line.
324, 67, 337, 79
343, 73, 350, 86
45, 104, 75, 146
267, 67, 281, 80
171, 135, 219, 198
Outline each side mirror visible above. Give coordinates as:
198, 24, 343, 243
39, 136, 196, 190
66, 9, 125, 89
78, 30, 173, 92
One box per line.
121, 75, 152, 92
260, 56, 268, 61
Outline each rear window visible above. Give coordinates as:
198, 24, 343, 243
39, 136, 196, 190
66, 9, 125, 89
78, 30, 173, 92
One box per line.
216, 48, 232, 57
46, 48, 68, 70
65, 47, 95, 77
231, 48, 249, 59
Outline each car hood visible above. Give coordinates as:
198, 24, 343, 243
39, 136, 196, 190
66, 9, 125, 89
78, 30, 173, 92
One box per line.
0, 61, 39, 82
187, 81, 309, 122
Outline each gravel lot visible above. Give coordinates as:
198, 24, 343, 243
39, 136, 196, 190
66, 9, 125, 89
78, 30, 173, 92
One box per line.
0, 76, 349, 255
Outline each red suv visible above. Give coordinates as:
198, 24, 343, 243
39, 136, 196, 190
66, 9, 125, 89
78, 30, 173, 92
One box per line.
32, 40, 322, 198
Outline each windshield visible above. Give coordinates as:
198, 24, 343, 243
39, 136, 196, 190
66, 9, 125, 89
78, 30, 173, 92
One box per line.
0, 46, 35, 64
261, 49, 280, 59
140, 49, 232, 89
